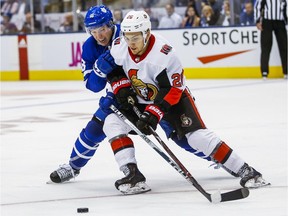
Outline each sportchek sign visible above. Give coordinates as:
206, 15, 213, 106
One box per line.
159, 26, 281, 69
0, 26, 284, 80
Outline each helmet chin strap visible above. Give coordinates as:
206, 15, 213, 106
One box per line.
142, 30, 150, 49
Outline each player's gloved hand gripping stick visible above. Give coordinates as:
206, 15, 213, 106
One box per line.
109, 97, 249, 203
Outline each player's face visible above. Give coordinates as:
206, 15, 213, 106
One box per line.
90, 25, 113, 46
124, 32, 146, 55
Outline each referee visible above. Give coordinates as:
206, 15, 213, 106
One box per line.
255, 0, 287, 79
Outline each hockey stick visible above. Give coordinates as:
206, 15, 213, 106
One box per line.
126, 98, 249, 202
110, 103, 249, 203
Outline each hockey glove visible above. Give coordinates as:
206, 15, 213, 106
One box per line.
111, 77, 137, 110
115, 87, 138, 110
94, 50, 117, 77
136, 105, 164, 135
99, 91, 117, 114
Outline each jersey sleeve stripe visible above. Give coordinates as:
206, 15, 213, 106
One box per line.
163, 87, 183, 106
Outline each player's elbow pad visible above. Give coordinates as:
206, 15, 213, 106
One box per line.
93, 61, 107, 78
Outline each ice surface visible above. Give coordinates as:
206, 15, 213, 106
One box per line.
1, 79, 287, 216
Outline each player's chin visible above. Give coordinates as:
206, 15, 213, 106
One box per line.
130, 49, 139, 55
98, 39, 109, 46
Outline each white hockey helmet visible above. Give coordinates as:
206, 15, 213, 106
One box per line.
121, 10, 151, 44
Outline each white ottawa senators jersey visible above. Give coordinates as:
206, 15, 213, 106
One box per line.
110, 33, 186, 105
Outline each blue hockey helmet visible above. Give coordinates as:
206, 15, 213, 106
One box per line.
84, 5, 113, 32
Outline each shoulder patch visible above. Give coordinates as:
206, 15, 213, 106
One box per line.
160, 44, 172, 55
113, 37, 121, 45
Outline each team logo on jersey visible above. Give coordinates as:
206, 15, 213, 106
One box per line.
128, 69, 158, 101
180, 114, 192, 127
160, 44, 172, 55
113, 38, 121, 45
127, 15, 133, 19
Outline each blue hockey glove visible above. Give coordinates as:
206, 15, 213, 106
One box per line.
99, 91, 117, 114
94, 50, 117, 76
136, 105, 164, 135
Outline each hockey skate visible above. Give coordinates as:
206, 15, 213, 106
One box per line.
115, 163, 151, 195
238, 163, 270, 188
50, 164, 80, 183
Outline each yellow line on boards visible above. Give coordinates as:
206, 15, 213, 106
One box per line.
0, 67, 284, 81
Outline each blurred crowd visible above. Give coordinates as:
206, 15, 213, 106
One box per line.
1, 0, 256, 35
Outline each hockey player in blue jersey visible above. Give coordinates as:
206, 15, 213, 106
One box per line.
49, 5, 119, 182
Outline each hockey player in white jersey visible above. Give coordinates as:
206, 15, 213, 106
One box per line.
104, 10, 270, 189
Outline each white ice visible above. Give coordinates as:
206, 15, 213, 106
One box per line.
0, 79, 287, 216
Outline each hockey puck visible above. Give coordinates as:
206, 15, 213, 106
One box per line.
77, 208, 89, 213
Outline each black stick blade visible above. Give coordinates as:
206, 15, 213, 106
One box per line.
219, 188, 249, 202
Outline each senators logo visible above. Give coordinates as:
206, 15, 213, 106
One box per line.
180, 114, 192, 127
113, 37, 121, 45
160, 44, 172, 55
128, 69, 158, 101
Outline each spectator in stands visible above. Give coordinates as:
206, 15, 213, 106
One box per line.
113, 9, 123, 25
217, 0, 240, 26
240, 0, 254, 25
144, 6, 159, 29
200, 5, 217, 26
181, 4, 200, 27
205, 0, 222, 23
158, 3, 182, 28
10, 0, 26, 31
19, 11, 41, 33
58, 11, 83, 32
1, 0, 19, 18
188, 0, 203, 17
58, 12, 73, 32
0, 13, 17, 34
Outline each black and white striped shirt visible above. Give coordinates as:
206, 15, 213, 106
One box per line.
255, 0, 287, 23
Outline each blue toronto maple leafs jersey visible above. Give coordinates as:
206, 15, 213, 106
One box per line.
81, 24, 120, 93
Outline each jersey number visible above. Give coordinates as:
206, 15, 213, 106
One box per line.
171, 72, 183, 87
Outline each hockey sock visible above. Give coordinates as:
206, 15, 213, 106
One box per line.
110, 135, 137, 171
69, 119, 105, 170
210, 141, 244, 176
211, 141, 232, 164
